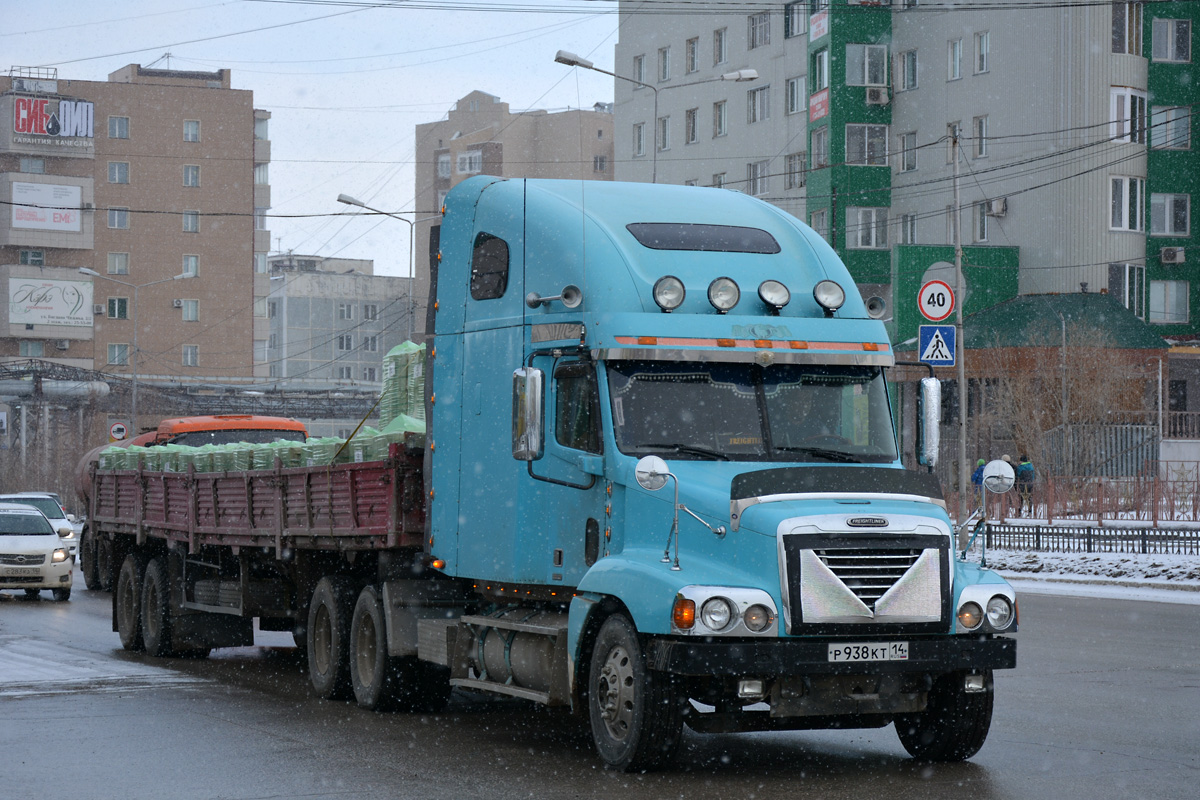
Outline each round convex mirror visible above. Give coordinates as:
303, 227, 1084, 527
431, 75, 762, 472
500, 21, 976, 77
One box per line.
634, 455, 670, 491
982, 460, 1016, 494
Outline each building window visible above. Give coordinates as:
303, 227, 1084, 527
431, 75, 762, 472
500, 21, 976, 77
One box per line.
846, 124, 889, 166
900, 213, 917, 244
108, 344, 129, 366
183, 165, 200, 187
658, 46, 671, 82
1151, 106, 1191, 149
747, 85, 770, 124
363, 303, 378, 321
685, 108, 698, 144
255, 207, 268, 231
108, 208, 129, 229
254, 252, 267, 273
1151, 193, 1190, 236
255, 117, 269, 140
337, 334, 354, 351
1152, 19, 1191, 62
846, 44, 888, 86
457, 150, 482, 174
253, 296, 268, 318
1150, 280, 1189, 324
714, 27, 727, 65
108, 297, 129, 319
786, 76, 807, 115
975, 31, 990, 73
105, 252, 128, 274
363, 335, 379, 352
337, 366, 353, 380
746, 161, 769, 196
658, 116, 671, 151
811, 209, 829, 242
183, 345, 198, 367
974, 202, 989, 242
973, 115, 988, 157
686, 37, 699, 73
182, 254, 198, 277
254, 163, 269, 184
108, 161, 129, 184
183, 210, 200, 233
848, 207, 889, 249
1111, 87, 1148, 143
184, 120, 200, 142
19, 157, 45, 174
812, 126, 830, 168
594, 155, 607, 172
1111, 176, 1145, 231
713, 101, 727, 137
948, 39, 962, 80
785, 153, 807, 190
812, 49, 829, 91
19, 341, 44, 358
712, 172, 726, 188
899, 132, 918, 172
437, 153, 451, 178
633, 123, 645, 156
182, 300, 199, 321
338, 303, 355, 320
364, 367, 378, 382
899, 50, 918, 91
632, 54, 645, 83
785, 2, 807, 38
748, 12, 770, 50
108, 116, 129, 139
1112, 1, 1143, 55
19, 250, 45, 266
1110, 262, 1146, 319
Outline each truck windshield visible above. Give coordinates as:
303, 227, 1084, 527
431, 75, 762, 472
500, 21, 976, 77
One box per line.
606, 360, 898, 463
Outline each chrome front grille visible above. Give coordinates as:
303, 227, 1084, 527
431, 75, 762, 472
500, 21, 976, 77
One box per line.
814, 548, 921, 609
0, 553, 47, 566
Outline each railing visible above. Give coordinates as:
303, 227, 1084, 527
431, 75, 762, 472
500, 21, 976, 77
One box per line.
982, 523, 1200, 555
1167, 411, 1200, 439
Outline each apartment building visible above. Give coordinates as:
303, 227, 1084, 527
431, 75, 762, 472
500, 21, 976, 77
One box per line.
413, 91, 614, 335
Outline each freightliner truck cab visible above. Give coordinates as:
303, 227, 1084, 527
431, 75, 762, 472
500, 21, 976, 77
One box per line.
425, 177, 1016, 771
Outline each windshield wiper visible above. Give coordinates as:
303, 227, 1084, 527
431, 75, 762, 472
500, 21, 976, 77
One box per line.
772, 446, 864, 463
635, 443, 731, 461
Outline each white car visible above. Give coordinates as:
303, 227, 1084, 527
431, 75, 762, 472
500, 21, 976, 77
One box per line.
0, 493, 79, 558
0, 503, 73, 601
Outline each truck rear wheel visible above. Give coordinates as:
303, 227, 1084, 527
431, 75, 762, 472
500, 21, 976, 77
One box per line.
116, 553, 147, 651
350, 586, 399, 710
307, 576, 355, 700
895, 670, 994, 761
79, 527, 99, 589
141, 557, 173, 657
587, 614, 684, 772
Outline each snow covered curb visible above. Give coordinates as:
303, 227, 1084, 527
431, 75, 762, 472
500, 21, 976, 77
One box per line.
980, 548, 1200, 586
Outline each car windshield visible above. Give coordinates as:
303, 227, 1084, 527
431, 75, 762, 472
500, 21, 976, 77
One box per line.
0, 512, 53, 535
1, 497, 65, 518
606, 360, 899, 463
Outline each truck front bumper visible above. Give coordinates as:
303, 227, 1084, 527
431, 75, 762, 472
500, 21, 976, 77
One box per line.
646, 635, 1015, 676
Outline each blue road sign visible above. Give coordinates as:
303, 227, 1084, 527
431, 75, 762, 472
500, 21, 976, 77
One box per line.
919, 325, 955, 366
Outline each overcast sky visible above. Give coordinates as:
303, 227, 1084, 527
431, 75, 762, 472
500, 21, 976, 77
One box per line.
3, 0, 622, 277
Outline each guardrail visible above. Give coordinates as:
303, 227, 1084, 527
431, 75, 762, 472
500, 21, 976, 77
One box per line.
981, 523, 1200, 556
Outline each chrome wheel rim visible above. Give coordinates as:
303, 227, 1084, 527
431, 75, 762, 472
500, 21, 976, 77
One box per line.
595, 643, 635, 742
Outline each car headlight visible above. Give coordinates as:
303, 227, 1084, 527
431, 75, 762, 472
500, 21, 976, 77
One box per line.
986, 595, 1014, 630
957, 601, 983, 630
52, 548, 68, 563
700, 597, 734, 631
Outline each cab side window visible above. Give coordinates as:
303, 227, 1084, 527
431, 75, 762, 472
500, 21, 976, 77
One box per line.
554, 362, 602, 454
470, 232, 509, 300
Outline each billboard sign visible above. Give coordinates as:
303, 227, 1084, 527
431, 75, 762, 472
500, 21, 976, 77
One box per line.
8, 277, 93, 328
11, 182, 82, 232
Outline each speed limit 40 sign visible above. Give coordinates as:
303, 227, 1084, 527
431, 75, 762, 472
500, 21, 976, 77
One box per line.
919, 280, 954, 322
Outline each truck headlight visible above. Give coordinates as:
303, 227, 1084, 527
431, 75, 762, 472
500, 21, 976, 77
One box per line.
957, 601, 983, 630
743, 604, 773, 632
653, 276, 686, 312
986, 595, 1014, 630
700, 597, 734, 631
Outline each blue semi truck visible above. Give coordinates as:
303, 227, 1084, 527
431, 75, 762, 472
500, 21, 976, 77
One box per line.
92, 177, 1016, 772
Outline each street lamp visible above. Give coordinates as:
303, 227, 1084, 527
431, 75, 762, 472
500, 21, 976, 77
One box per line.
336, 194, 439, 341
79, 267, 187, 430
554, 50, 758, 184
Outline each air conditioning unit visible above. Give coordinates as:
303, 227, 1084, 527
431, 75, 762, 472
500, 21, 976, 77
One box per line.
54, 339, 70, 350
93, 304, 105, 315
1161, 246, 1186, 264
865, 86, 890, 105
172, 299, 184, 308
987, 197, 1008, 217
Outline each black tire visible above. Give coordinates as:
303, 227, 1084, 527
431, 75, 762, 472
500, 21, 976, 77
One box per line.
307, 576, 356, 700
23, 588, 40, 599
896, 670, 994, 761
141, 558, 173, 657
80, 527, 99, 590
52, 587, 71, 602
96, 536, 114, 591
116, 553, 147, 652
587, 614, 685, 772
350, 586, 399, 710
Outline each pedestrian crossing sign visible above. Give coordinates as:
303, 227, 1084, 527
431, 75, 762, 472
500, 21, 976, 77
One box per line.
918, 325, 955, 366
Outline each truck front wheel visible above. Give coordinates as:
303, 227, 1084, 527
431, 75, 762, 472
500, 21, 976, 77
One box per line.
587, 614, 685, 772
895, 670, 994, 761
141, 557, 173, 657
308, 576, 355, 700
116, 553, 147, 651
79, 527, 98, 589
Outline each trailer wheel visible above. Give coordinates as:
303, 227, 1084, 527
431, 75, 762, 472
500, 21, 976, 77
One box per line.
116, 553, 147, 651
895, 670, 994, 761
307, 576, 355, 700
141, 557, 174, 657
587, 614, 684, 772
79, 527, 99, 590
350, 586, 398, 710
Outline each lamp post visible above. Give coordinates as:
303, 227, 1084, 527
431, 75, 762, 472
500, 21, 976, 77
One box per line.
554, 50, 757, 184
336, 194, 439, 341
79, 267, 187, 431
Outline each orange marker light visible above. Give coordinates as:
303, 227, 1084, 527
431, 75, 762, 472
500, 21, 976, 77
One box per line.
672, 597, 696, 630
637, 336, 658, 345
862, 342, 880, 351
716, 338, 736, 348
788, 341, 808, 349
430, 558, 446, 570
753, 339, 773, 349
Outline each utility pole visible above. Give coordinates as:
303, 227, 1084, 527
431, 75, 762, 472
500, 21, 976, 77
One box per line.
953, 128, 968, 523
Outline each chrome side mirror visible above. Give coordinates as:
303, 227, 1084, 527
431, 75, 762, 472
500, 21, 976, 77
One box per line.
512, 367, 544, 461
634, 455, 670, 491
982, 460, 1015, 494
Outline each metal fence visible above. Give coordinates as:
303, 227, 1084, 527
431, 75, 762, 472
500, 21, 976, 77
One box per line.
982, 523, 1200, 555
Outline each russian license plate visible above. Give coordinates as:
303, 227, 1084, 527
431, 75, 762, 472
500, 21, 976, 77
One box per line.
828, 641, 909, 663
3, 567, 40, 576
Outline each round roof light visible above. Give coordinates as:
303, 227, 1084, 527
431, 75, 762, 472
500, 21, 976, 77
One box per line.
758, 280, 791, 312
653, 276, 685, 312
813, 280, 846, 316
708, 277, 740, 313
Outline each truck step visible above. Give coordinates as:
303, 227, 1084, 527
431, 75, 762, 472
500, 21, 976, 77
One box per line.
450, 677, 551, 705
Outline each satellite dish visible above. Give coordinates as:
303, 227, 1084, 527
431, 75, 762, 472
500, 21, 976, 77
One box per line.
982, 460, 1015, 494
